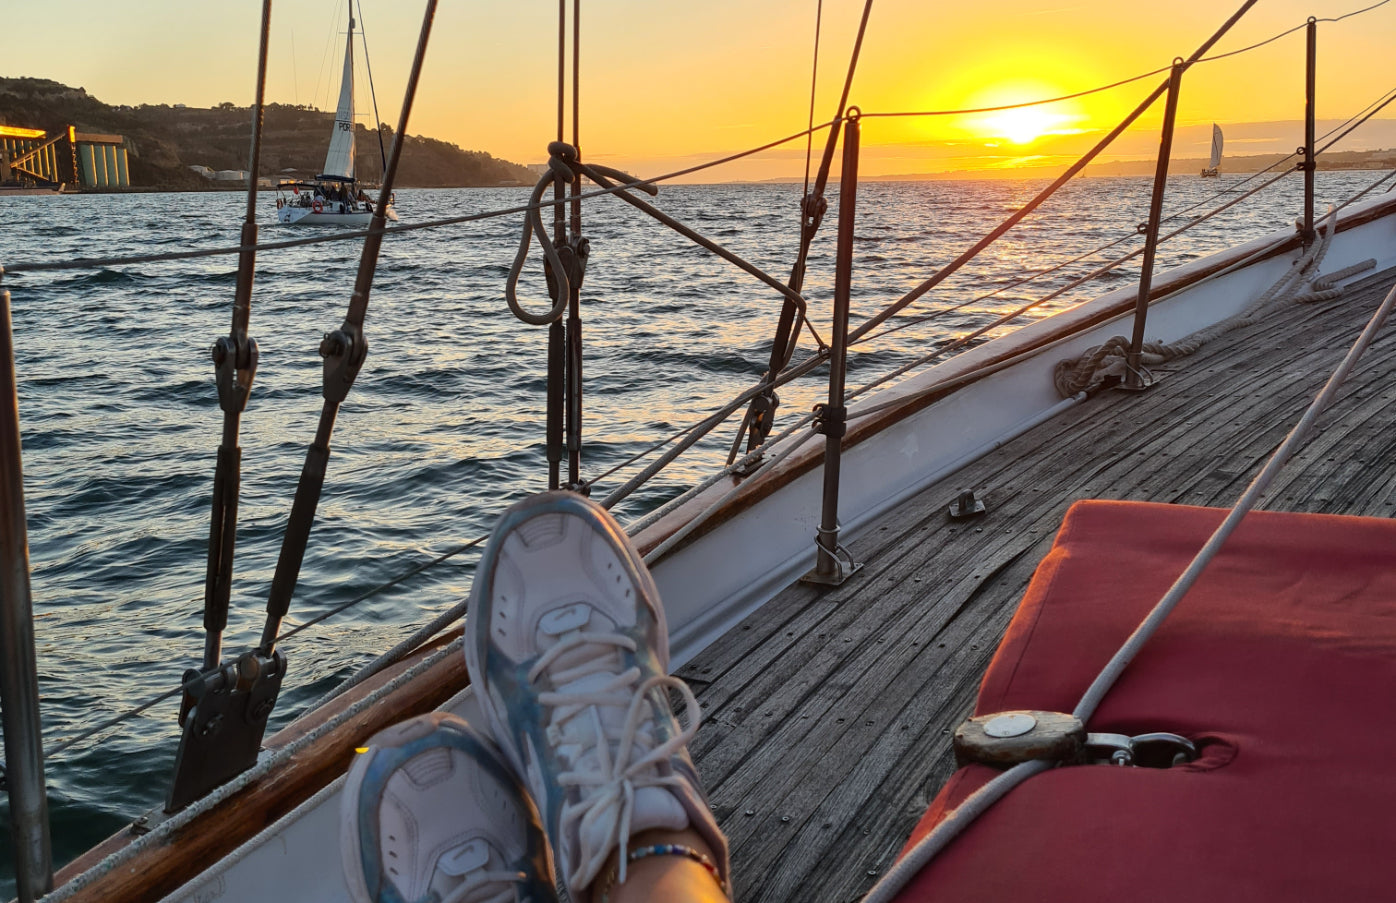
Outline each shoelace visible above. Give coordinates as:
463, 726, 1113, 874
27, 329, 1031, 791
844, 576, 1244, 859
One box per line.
438, 868, 531, 903
530, 631, 702, 889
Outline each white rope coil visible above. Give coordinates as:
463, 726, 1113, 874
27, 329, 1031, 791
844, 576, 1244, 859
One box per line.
1052, 207, 1372, 397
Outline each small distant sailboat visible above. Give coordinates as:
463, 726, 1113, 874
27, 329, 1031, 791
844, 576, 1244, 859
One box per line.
1201, 122, 1223, 177
275, 1, 397, 225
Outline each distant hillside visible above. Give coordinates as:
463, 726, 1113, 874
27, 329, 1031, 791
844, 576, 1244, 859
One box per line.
0, 76, 536, 189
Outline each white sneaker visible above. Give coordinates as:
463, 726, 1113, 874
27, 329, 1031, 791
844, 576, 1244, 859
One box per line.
465, 491, 729, 902
341, 712, 558, 903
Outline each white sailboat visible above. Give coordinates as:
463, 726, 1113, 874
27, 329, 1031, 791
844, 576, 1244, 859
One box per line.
1200, 122, 1223, 177
275, 2, 397, 226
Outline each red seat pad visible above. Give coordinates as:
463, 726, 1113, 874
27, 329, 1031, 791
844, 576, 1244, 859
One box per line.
896, 500, 1396, 902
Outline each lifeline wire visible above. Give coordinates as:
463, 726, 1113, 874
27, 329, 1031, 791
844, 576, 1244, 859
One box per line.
850, 72, 1394, 355
1201, 0, 1393, 64
863, 0, 1392, 119
860, 73, 1396, 347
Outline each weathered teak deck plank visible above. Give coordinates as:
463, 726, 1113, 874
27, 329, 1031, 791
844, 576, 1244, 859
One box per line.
681, 266, 1396, 903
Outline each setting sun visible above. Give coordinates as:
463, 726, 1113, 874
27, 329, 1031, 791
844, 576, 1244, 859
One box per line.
977, 105, 1063, 145
959, 78, 1086, 147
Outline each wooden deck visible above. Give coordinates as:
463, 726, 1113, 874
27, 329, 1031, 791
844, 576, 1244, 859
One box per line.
681, 265, 1396, 902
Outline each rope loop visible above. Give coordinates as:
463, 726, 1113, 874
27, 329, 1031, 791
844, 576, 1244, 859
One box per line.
505, 142, 580, 325
1052, 205, 1359, 397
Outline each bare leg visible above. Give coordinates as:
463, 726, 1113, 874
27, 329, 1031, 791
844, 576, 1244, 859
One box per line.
602, 828, 728, 903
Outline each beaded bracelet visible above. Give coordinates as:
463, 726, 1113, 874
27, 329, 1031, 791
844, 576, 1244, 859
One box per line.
596, 842, 727, 902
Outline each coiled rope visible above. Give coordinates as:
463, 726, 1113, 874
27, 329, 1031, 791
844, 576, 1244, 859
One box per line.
1052, 206, 1375, 396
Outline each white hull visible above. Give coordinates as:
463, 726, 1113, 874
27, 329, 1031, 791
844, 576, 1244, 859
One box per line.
276, 201, 398, 226
155, 190, 1396, 903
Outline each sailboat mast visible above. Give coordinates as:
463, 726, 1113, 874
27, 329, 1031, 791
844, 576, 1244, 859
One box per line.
320, 0, 358, 181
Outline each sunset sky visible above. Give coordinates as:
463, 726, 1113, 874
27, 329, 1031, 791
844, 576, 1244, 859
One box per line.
7, 0, 1395, 180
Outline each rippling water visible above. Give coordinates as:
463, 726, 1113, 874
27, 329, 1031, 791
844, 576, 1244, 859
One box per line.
0, 170, 1383, 877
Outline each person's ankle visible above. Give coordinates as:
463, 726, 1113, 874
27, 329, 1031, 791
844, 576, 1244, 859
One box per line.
592, 827, 728, 903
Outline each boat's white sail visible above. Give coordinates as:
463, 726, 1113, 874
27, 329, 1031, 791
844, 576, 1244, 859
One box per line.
321, 16, 356, 181
1209, 122, 1224, 171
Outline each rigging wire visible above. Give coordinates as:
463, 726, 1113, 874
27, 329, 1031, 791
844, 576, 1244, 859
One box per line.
851, 75, 1396, 349
354, 0, 391, 177
4, 1, 1394, 279
1318, 87, 1396, 155
801, 0, 825, 203
1199, 0, 1392, 64
312, 0, 344, 115
858, 164, 1294, 348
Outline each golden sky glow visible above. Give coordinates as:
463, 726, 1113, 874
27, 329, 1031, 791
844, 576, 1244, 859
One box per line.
6, 0, 1396, 181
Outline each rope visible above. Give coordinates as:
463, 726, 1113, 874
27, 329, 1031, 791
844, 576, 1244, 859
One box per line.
851, 169, 1295, 407
505, 155, 574, 325
862, 213, 1396, 903
862, 71, 1167, 119
1050, 206, 1366, 397
1201, 0, 1393, 65
572, 154, 823, 334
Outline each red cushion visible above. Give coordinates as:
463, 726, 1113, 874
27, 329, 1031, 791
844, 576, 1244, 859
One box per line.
897, 500, 1396, 902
